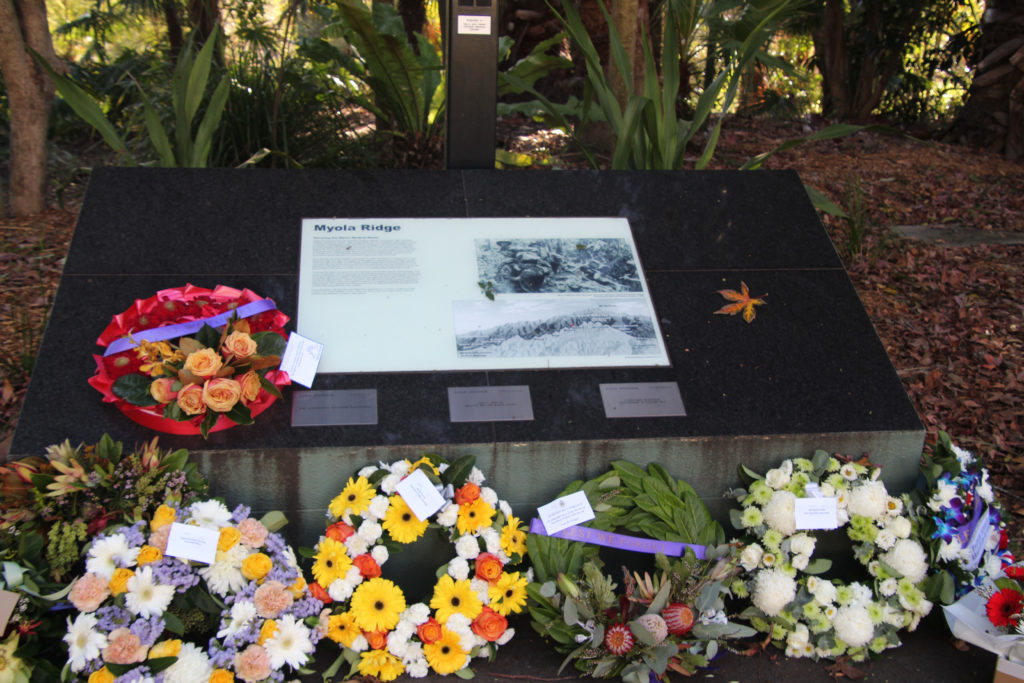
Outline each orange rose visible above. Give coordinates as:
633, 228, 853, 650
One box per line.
149, 377, 179, 403
176, 383, 206, 416
238, 370, 262, 404
417, 618, 442, 644
222, 331, 258, 361
474, 552, 503, 583
241, 552, 273, 581
470, 606, 508, 642
183, 348, 223, 378
365, 629, 388, 650
454, 482, 480, 505
326, 521, 355, 542
203, 378, 242, 412
353, 553, 382, 579
308, 581, 332, 604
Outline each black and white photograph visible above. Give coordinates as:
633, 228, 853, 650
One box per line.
475, 238, 643, 294
453, 298, 661, 359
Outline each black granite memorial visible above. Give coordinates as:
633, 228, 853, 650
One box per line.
9, 168, 924, 551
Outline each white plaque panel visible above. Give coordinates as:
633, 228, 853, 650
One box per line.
298, 217, 670, 373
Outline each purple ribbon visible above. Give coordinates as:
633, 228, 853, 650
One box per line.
103, 299, 278, 356
954, 494, 986, 546
529, 518, 706, 559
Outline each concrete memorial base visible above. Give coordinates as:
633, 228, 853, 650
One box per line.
11, 168, 923, 553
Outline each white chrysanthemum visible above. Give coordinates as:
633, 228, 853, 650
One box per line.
447, 613, 472, 631
161, 642, 212, 683
368, 495, 390, 520
762, 491, 797, 536
887, 516, 912, 539
481, 527, 502, 555
391, 460, 411, 477
834, 605, 874, 647
882, 539, 929, 584
357, 520, 383, 544
358, 465, 377, 477
85, 533, 138, 579
470, 578, 490, 602
739, 544, 764, 572
837, 508, 850, 525
875, 529, 897, 551
847, 481, 888, 520
387, 631, 410, 659
64, 613, 106, 672
199, 544, 248, 597
879, 578, 898, 597
455, 534, 481, 560
403, 641, 424, 663
380, 473, 401, 494
752, 568, 797, 617
883, 604, 905, 627
217, 599, 258, 638
928, 480, 958, 512
125, 565, 175, 618
840, 463, 858, 481
188, 500, 232, 529
810, 578, 837, 606
265, 614, 314, 669
371, 545, 389, 566
406, 658, 430, 678
350, 634, 368, 652
849, 582, 872, 607
477, 486, 497, 506
978, 470, 994, 503
786, 623, 810, 650
938, 537, 963, 562
436, 503, 459, 528
328, 577, 355, 602
448, 557, 471, 581
952, 444, 975, 467
789, 533, 815, 557
467, 467, 485, 485
345, 534, 369, 557
765, 467, 790, 490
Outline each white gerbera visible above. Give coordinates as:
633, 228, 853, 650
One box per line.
85, 533, 139, 579
882, 539, 929, 584
188, 500, 232, 529
161, 642, 212, 683
752, 568, 797, 617
199, 543, 248, 597
125, 565, 175, 618
834, 605, 874, 647
762, 491, 797, 536
436, 503, 459, 528
64, 613, 107, 672
265, 614, 314, 669
847, 481, 888, 520
448, 557, 471, 581
217, 600, 258, 639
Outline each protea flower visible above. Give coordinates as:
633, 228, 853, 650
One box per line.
661, 603, 695, 635
604, 623, 634, 655
634, 613, 668, 644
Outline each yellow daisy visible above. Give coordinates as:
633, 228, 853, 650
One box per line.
500, 515, 528, 557
382, 495, 429, 544
350, 578, 407, 632
456, 497, 495, 535
326, 612, 361, 648
312, 538, 353, 587
430, 575, 482, 623
358, 649, 405, 681
488, 571, 528, 616
424, 626, 468, 675
329, 476, 375, 518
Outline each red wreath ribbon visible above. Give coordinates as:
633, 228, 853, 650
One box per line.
89, 284, 291, 435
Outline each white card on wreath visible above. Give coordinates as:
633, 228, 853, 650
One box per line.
794, 497, 839, 530
396, 468, 446, 521
165, 522, 220, 565
537, 490, 595, 536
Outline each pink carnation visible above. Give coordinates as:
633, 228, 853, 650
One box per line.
235, 644, 272, 682
69, 573, 110, 612
237, 518, 268, 548
149, 524, 171, 553
253, 580, 294, 619
103, 627, 147, 664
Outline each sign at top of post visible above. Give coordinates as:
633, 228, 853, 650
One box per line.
298, 217, 670, 373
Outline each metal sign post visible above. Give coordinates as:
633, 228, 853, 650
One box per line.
444, 0, 499, 169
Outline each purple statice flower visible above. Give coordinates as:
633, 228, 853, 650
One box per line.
129, 615, 167, 646
96, 605, 133, 631
263, 531, 287, 555
149, 557, 201, 592
121, 520, 147, 548
231, 504, 251, 523
290, 596, 325, 619
265, 564, 299, 586
207, 640, 236, 669
115, 667, 153, 683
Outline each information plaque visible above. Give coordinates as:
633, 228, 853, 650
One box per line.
298, 218, 669, 373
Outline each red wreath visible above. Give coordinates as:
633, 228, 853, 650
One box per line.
89, 284, 291, 435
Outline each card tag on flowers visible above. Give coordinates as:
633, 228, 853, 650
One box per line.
396, 468, 445, 521
794, 497, 839, 530
964, 508, 992, 571
280, 332, 324, 388
165, 522, 220, 565
804, 483, 824, 498
0, 589, 17, 632
537, 491, 595, 536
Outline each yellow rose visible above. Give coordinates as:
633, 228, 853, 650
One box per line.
289, 576, 307, 598
202, 378, 242, 413
222, 331, 258, 361
108, 568, 134, 596
258, 619, 278, 645
137, 545, 163, 566
218, 526, 241, 552
149, 639, 182, 659
88, 668, 115, 683
183, 347, 223, 378
149, 377, 179, 403
151, 504, 177, 531
241, 553, 273, 581
238, 370, 262, 404
176, 383, 206, 416
209, 670, 235, 683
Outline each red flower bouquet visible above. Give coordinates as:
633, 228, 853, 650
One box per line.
89, 284, 290, 437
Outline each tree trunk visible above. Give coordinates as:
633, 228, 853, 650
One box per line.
397, 0, 427, 50
164, 0, 185, 63
810, 0, 849, 118
946, 0, 1024, 161
0, 0, 59, 217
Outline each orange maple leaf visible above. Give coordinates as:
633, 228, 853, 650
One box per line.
714, 281, 766, 323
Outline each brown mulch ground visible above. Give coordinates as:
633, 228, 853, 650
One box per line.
2, 116, 1023, 531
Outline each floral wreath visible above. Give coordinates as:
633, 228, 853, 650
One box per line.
63, 498, 325, 682
89, 284, 290, 438
906, 432, 1013, 604
310, 454, 530, 680
526, 460, 753, 682
729, 451, 933, 662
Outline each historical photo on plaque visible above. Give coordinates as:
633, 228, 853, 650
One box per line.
298, 217, 669, 372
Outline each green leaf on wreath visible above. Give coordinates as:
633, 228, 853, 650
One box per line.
147, 657, 178, 674
259, 510, 288, 532
803, 558, 832, 574
225, 402, 254, 425
259, 373, 283, 399
738, 464, 764, 484
611, 460, 647, 492
562, 597, 579, 625
199, 410, 218, 439
591, 657, 618, 678
647, 578, 672, 614
161, 448, 190, 473
112, 374, 161, 406
253, 330, 287, 357
453, 665, 475, 678
163, 611, 185, 635
96, 433, 122, 462
442, 454, 477, 488
538, 581, 557, 598
18, 530, 44, 562
628, 619, 657, 646
196, 323, 221, 349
